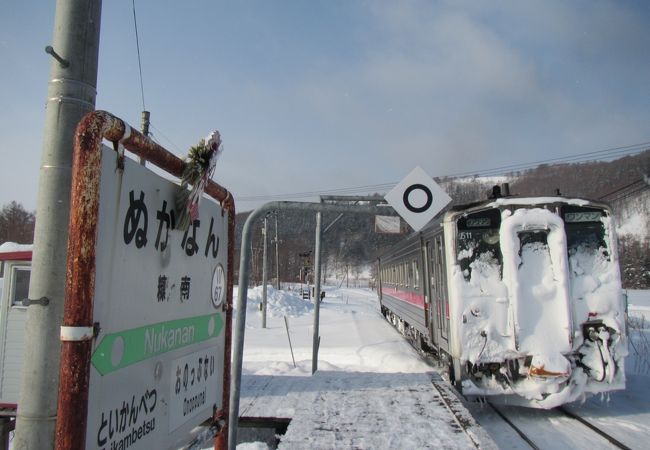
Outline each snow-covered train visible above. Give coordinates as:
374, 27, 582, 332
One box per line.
377, 189, 627, 408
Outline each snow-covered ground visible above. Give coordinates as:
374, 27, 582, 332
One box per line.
226, 286, 649, 449
240, 285, 431, 375
232, 285, 493, 449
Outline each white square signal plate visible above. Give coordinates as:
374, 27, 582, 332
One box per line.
385, 166, 451, 232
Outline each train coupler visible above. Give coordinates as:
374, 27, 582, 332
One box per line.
578, 321, 616, 383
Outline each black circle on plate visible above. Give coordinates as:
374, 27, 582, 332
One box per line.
403, 184, 433, 213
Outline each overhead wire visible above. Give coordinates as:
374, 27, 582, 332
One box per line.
125, 0, 648, 202
124, 0, 648, 204
603, 185, 650, 204
132, 0, 146, 111
445, 142, 650, 178
149, 123, 182, 154
598, 179, 645, 199
236, 142, 650, 203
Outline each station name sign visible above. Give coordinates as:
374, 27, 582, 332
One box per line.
86, 146, 228, 450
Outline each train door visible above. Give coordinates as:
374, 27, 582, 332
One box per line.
376, 258, 382, 301
432, 235, 449, 340
421, 240, 432, 333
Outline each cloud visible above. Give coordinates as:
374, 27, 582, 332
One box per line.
287, 0, 650, 171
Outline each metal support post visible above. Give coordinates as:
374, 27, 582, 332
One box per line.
138, 110, 150, 165
311, 212, 323, 375
14, 1, 102, 448
261, 216, 268, 328
274, 214, 280, 290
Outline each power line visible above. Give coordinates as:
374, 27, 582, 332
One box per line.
132, 0, 146, 110
604, 185, 650, 204
235, 142, 650, 203
149, 123, 182, 153
445, 142, 650, 178
599, 179, 645, 199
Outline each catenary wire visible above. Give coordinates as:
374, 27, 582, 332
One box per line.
144, 117, 648, 203
149, 123, 182, 153
598, 179, 645, 199
604, 185, 649, 203
236, 143, 649, 202
445, 142, 650, 178
132, 0, 146, 110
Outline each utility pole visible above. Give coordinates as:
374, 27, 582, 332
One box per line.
14, 1, 102, 448
261, 215, 268, 328
274, 214, 280, 290
311, 212, 323, 374
138, 110, 150, 165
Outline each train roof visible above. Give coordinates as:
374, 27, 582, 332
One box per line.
450, 195, 608, 211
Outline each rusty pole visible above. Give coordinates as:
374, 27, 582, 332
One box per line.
14, 1, 102, 448
54, 111, 235, 449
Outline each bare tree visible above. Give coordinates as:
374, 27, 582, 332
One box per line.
0, 201, 35, 244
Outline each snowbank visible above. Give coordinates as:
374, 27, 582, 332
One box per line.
237, 286, 313, 318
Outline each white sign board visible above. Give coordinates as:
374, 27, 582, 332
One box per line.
86, 146, 228, 450
374, 215, 402, 234
384, 166, 452, 232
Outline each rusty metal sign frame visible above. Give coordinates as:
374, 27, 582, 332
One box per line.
54, 111, 234, 450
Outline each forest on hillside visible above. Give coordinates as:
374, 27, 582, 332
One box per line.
236, 150, 650, 288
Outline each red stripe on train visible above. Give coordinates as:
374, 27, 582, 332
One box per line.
381, 287, 426, 309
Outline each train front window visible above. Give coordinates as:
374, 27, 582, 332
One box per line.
561, 205, 609, 262
456, 209, 502, 282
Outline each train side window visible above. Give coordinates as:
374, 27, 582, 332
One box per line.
439, 239, 447, 300
404, 262, 413, 287
426, 243, 434, 288
10, 266, 30, 307
413, 260, 419, 288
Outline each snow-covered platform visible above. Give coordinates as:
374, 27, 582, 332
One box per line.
239, 371, 495, 449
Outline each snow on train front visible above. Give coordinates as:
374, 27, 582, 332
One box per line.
448, 197, 627, 408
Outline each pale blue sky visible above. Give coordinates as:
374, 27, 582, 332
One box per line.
1, 0, 649, 212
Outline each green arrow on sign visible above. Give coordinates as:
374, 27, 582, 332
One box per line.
91, 313, 224, 375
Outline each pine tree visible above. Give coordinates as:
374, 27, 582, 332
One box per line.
0, 201, 35, 245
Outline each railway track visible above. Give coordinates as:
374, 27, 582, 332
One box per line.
488, 402, 633, 450
556, 407, 632, 450
431, 381, 484, 449
394, 315, 636, 450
